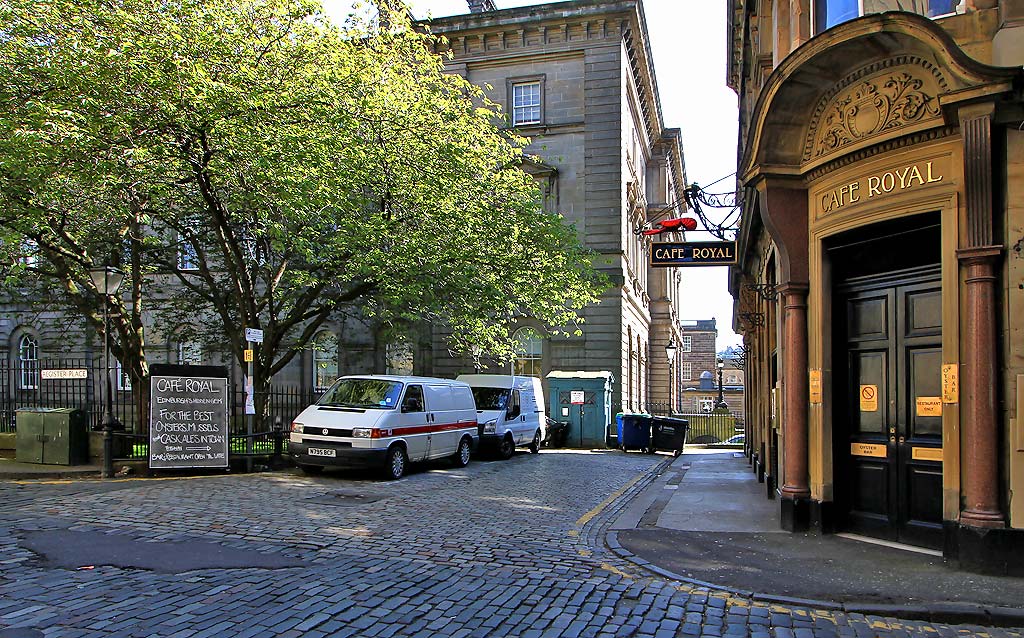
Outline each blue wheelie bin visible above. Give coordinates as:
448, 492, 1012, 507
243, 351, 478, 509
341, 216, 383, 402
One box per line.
618, 414, 652, 453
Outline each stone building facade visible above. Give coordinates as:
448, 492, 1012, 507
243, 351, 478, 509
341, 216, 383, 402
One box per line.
727, 0, 1024, 572
423, 0, 691, 418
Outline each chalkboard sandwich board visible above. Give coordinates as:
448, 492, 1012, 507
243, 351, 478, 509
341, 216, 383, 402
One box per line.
149, 364, 229, 469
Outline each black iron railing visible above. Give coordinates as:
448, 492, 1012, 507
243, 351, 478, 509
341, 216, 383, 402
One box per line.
2, 361, 321, 462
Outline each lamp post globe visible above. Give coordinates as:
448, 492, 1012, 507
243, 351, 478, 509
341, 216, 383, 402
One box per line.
88, 266, 124, 479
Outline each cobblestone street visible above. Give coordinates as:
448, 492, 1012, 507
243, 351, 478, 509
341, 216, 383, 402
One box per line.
1, 451, 1021, 638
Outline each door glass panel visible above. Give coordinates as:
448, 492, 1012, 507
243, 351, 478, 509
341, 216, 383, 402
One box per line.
852, 351, 887, 435
907, 347, 942, 437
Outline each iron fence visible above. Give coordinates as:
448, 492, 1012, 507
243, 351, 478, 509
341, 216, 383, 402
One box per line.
2, 361, 322, 461
642, 401, 743, 444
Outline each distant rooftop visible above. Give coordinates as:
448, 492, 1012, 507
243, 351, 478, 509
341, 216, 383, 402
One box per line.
680, 319, 717, 331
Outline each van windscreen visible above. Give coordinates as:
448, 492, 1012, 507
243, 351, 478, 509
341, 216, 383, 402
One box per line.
471, 387, 510, 410
319, 379, 403, 409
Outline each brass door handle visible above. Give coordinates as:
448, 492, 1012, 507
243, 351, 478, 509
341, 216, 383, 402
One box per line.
898, 436, 905, 443
890, 436, 896, 443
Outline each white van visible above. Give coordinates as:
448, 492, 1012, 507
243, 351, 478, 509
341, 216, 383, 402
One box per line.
289, 375, 478, 479
456, 375, 545, 459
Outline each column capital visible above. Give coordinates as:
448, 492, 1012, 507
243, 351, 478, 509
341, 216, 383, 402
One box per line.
776, 282, 809, 296
956, 245, 1003, 265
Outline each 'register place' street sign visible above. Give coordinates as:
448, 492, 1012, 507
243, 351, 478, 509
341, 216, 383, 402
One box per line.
650, 241, 737, 267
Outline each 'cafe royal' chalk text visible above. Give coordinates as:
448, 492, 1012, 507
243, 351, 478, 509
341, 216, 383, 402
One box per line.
821, 161, 943, 214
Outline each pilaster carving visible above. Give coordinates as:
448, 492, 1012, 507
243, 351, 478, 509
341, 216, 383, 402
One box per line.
960, 105, 995, 248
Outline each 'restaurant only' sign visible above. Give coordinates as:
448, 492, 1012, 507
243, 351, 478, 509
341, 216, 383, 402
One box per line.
651, 241, 737, 267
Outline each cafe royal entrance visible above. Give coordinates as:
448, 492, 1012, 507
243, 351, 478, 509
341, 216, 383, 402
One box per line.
829, 215, 943, 549
731, 13, 1024, 570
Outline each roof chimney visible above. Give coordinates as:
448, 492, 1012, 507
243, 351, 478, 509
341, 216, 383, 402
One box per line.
467, 0, 498, 13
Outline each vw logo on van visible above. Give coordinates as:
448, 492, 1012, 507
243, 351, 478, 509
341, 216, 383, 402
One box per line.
322, 429, 329, 435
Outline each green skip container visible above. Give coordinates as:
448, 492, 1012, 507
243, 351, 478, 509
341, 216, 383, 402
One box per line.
15, 408, 89, 465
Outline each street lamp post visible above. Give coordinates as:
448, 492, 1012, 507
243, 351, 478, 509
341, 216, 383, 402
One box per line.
88, 266, 125, 479
716, 356, 726, 410
665, 338, 677, 413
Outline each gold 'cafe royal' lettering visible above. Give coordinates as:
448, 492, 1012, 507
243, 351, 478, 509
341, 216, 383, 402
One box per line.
821, 161, 943, 214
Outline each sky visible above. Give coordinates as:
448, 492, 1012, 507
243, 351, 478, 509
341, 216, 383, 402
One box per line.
322, 0, 742, 350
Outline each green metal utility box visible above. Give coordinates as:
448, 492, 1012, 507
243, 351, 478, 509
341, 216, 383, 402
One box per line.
15, 408, 89, 465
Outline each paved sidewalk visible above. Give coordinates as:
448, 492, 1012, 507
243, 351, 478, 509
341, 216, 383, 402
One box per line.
0, 457, 102, 480
609, 449, 1024, 626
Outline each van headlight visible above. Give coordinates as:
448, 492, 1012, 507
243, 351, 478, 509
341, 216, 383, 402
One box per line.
482, 419, 497, 434
352, 428, 373, 438
290, 421, 303, 433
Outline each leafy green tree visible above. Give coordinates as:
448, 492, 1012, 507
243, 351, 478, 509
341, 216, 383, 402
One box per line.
0, 0, 607, 420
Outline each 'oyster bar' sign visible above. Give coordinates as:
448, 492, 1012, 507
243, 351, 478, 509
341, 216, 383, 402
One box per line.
818, 159, 946, 215
149, 373, 229, 469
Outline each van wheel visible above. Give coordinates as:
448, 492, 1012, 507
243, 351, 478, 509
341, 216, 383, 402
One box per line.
498, 434, 515, 460
528, 430, 541, 454
299, 464, 323, 476
384, 445, 407, 480
452, 436, 472, 467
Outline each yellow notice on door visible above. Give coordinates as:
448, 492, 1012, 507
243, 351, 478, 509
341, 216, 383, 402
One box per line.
851, 442, 887, 458
916, 396, 942, 417
859, 384, 878, 412
942, 364, 959, 403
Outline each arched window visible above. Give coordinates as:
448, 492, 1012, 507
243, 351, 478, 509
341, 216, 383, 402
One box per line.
18, 334, 39, 390
512, 327, 543, 378
626, 326, 633, 410
312, 331, 339, 391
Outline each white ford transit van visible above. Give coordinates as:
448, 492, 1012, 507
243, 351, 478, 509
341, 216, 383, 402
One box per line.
456, 375, 545, 459
289, 375, 478, 479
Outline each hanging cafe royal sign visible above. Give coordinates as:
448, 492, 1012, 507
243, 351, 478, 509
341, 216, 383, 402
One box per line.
650, 241, 737, 267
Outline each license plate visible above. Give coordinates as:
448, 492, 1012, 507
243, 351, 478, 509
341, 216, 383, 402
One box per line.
308, 447, 336, 458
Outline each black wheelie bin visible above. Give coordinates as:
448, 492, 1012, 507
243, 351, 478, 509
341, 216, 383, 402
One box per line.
651, 416, 689, 457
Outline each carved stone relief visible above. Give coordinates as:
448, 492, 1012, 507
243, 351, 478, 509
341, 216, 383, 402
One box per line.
803, 57, 946, 164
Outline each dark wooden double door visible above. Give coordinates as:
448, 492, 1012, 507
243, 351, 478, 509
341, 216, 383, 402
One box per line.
835, 265, 943, 549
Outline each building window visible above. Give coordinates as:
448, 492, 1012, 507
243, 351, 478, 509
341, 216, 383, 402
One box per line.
699, 396, 714, 413
513, 327, 543, 377
510, 78, 543, 126
116, 360, 132, 391
681, 362, 692, 381
19, 240, 38, 268
18, 334, 39, 390
386, 341, 414, 376
814, 0, 956, 32
312, 331, 338, 392
178, 233, 198, 270
178, 340, 203, 365
681, 336, 691, 353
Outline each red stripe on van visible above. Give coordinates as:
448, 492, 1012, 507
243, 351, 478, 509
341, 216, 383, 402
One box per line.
378, 421, 477, 437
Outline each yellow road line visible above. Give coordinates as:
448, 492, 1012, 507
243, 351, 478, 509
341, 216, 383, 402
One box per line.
575, 471, 647, 529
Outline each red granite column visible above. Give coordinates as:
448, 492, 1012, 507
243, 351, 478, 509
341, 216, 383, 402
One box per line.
957, 247, 1004, 528
956, 104, 1004, 529
779, 283, 811, 502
